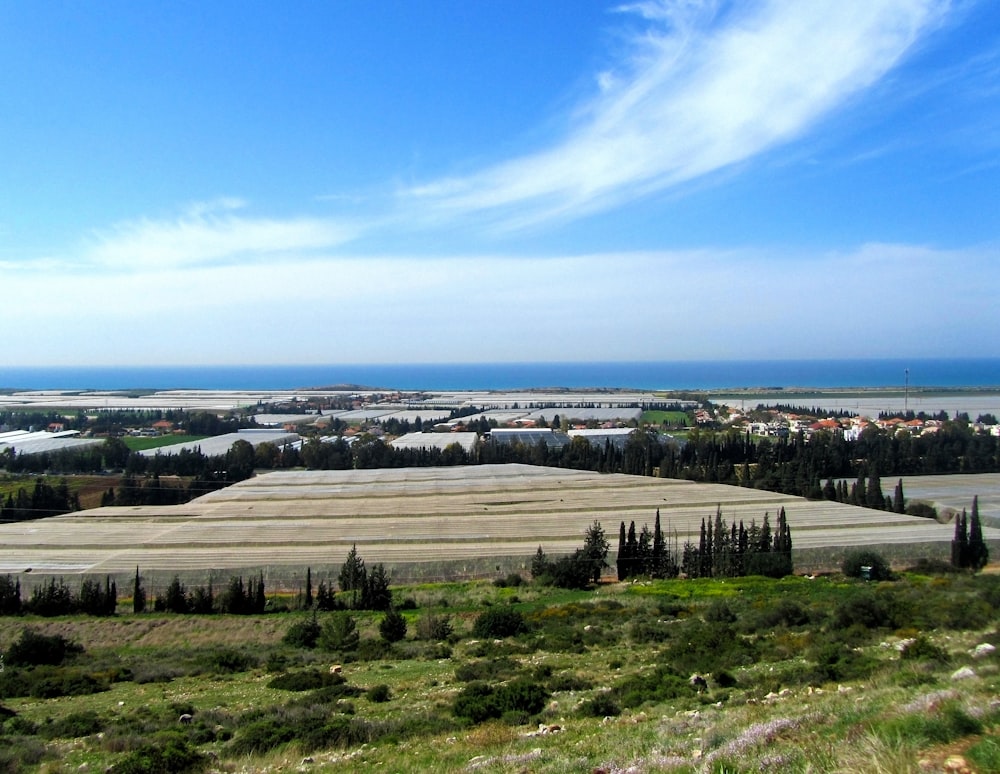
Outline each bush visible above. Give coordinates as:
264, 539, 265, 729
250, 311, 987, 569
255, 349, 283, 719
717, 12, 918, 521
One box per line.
455, 658, 520, 683
6, 629, 83, 666
367, 684, 392, 703
842, 550, 893, 581
228, 717, 298, 756
493, 573, 524, 588
379, 609, 408, 643
416, 613, 453, 641
900, 635, 949, 663
577, 691, 621, 718
472, 608, 527, 639
452, 679, 549, 724
0, 737, 46, 773
197, 648, 257, 675
267, 669, 345, 692
832, 591, 893, 630
318, 614, 360, 653
282, 615, 321, 648
37, 710, 105, 739
109, 733, 207, 774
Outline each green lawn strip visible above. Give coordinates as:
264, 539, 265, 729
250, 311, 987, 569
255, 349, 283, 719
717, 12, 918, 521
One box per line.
122, 435, 209, 452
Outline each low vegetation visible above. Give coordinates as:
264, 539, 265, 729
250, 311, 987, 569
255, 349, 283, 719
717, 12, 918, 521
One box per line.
1, 559, 998, 773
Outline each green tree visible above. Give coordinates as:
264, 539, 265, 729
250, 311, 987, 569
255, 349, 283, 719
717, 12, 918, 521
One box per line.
318, 613, 360, 653
132, 566, 146, 614
582, 520, 610, 584
362, 564, 392, 611
338, 544, 367, 607
968, 495, 990, 571
379, 608, 407, 643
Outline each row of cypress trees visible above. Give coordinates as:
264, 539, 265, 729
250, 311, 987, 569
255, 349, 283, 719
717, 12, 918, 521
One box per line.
952, 495, 990, 570
617, 507, 794, 581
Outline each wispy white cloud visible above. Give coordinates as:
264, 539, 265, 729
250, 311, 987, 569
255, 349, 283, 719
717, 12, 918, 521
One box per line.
405, 0, 947, 230
81, 198, 359, 272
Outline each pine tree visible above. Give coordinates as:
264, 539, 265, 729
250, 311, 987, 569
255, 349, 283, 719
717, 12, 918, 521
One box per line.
531, 546, 550, 580
338, 544, 367, 608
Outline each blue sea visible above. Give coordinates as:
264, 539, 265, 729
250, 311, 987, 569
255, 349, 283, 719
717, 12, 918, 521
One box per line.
2, 359, 1000, 392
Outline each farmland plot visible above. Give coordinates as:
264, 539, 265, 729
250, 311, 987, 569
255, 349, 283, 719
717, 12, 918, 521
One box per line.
0, 464, 997, 578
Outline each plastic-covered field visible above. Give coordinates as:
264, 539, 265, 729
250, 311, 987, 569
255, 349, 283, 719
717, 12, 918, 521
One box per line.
2, 464, 994, 576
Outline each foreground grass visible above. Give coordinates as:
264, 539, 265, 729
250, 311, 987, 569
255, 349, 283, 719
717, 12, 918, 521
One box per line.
1, 571, 999, 773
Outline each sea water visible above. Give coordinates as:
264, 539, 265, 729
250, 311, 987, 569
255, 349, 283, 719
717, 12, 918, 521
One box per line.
3, 359, 1000, 392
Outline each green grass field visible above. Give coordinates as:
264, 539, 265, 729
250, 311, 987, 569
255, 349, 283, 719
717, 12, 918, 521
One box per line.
1, 568, 998, 773
641, 410, 690, 427
122, 435, 208, 451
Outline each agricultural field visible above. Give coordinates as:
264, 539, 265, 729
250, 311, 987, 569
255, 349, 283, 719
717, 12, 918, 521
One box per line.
1, 571, 999, 773
1, 465, 998, 588
121, 435, 208, 452
0, 475, 118, 512
640, 410, 690, 427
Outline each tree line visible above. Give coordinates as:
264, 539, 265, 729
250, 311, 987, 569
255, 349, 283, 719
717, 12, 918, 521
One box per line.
0, 545, 397, 618
616, 507, 793, 581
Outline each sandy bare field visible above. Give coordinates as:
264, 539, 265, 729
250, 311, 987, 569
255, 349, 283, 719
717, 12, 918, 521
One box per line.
2, 464, 997, 578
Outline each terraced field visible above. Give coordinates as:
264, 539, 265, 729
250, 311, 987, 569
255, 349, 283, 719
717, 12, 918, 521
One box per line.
2, 464, 997, 581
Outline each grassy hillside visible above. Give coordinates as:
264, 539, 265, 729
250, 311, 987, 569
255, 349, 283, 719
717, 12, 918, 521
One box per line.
1, 567, 999, 773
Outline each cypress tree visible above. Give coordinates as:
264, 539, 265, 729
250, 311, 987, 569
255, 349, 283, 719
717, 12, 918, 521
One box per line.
652, 509, 665, 578
866, 470, 884, 510
616, 521, 628, 581
893, 479, 905, 513
952, 509, 968, 568
968, 495, 989, 571
304, 567, 313, 610
133, 565, 146, 614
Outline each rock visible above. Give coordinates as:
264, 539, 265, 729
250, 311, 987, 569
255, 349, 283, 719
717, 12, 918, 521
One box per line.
300, 757, 314, 765
943, 755, 972, 773
951, 667, 976, 681
972, 643, 996, 659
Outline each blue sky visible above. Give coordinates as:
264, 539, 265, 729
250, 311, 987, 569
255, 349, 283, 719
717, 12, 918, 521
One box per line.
2, 0, 999, 365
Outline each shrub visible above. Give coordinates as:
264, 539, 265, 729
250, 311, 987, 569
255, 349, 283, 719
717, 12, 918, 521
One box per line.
472, 608, 527, 639
37, 710, 105, 739
0, 737, 46, 773
228, 717, 298, 756
900, 635, 949, 663
318, 613, 360, 653
109, 732, 207, 774
416, 613, 453, 641
379, 609, 408, 643
577, 691, 621, 718
548, 673, 593, 692
452, 679, 550, 724
493, 573, 524, 588
267, 669, 345, 692
282, 615, 321, 649
198, 648, 257, 675
6, 629, 83, 666
832, 591, 893, 630
455, 657, 520, 683
842, 550, 892, 581
367, 684, 392, 703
